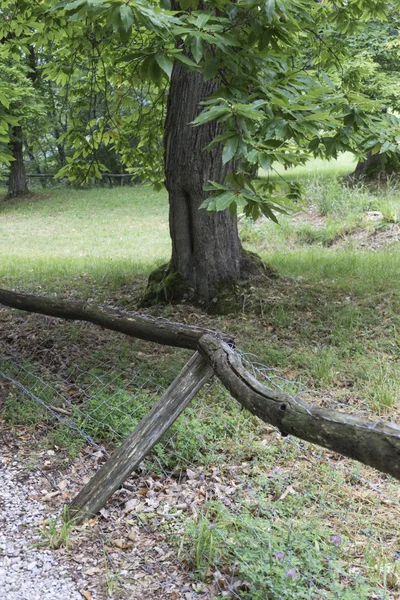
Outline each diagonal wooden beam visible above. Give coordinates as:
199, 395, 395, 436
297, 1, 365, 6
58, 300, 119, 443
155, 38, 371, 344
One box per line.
69, 351, 213, 523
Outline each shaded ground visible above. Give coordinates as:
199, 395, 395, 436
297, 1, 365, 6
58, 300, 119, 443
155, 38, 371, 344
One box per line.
1, 303, 400, 599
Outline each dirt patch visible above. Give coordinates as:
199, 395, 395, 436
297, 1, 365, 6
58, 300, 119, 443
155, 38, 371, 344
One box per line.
353, 222, 400, 250
291, 206, 327, 228
292, 207, 400, 250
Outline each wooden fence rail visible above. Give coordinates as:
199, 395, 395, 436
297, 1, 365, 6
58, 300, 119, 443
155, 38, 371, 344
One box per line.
1, 287, 399, 523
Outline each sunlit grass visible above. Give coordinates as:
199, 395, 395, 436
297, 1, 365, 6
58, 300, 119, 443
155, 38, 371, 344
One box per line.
260, 151, 358, 180
266, 248, 400, 293
0, 186, 170, 291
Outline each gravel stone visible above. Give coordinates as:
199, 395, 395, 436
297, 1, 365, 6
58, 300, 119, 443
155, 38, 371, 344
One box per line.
0, 458, 82, 600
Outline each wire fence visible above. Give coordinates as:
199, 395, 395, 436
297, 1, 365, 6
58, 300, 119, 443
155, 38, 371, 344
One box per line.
0, 173, 137, 190
0, 312, 399, 599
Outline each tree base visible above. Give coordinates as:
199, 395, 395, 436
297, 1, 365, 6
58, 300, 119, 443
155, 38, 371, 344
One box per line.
141, 262, 193, 306
3, 190, 32, 200
348, 153, 399, 182
5, 188, 31, 200
141, 251, 277, 313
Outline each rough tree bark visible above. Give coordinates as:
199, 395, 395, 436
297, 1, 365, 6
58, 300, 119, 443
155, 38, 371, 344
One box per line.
0, 288, 232, 350
199, 334, 400, 482
145, 60, 263, 305
352, 152, 398, 180
165, 62, 242, 302
7, 126, 29, 197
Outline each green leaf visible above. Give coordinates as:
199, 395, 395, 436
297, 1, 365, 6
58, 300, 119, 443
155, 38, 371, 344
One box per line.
302, 111, 333, 122
64, 0, 86, 12
321, 71, 336, 91
155, 54, 173, 78
119, 5, 134, 32
211, 191, 236, 210
148, 57, 162, 85
192, 105, 229, 125
196, 13, 211, 29
265, 0, 276, 23
204, 57, 219, 81
228, 202, 236, 218
222, 136, 239, 164
308, 138, 320, 151
234, 105, 265, 120
174, 53, 198, 69
180, 0, 193, 10
191, 36, 203, 63
261, 203, 279, 223
258, 153, 271, 172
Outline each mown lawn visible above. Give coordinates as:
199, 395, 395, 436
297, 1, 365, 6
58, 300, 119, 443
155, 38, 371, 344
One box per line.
1, 160, 400, 599
0, 186, 170, 291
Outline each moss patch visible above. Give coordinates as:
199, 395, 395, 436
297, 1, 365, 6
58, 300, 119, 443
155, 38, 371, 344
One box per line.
142, 252, 278, 314
141, 262, 193, 306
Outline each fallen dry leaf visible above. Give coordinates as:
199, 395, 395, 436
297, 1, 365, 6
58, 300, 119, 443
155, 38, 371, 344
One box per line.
124, 498, 138, 512
127, 528, 139, 542
113, 538, 134, 550
85, 567, 100, 576
41, 491, 61, 501
276, 485, 296, 502
99, 508, 109, 519
80, 590, 92, 600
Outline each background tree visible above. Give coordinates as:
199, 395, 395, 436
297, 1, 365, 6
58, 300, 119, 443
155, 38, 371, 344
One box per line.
0, 1, 52, 195
0, 61, 46, 196
341, 15, 400, 178
54, 0, 399, 302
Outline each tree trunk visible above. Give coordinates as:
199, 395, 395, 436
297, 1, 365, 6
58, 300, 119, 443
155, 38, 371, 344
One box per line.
163, 62, 244, 302
352, 151, 398, 180
54, 127, 67, 168
7, 126, 29, 197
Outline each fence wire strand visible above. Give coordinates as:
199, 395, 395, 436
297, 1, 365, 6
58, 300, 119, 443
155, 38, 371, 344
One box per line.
0, 314, 399, 599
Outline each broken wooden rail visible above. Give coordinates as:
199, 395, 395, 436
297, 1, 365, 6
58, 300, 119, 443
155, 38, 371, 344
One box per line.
1, 287, 399, 523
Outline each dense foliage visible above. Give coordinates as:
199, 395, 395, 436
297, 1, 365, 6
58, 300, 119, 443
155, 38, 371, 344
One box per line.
1, 0, 400, 214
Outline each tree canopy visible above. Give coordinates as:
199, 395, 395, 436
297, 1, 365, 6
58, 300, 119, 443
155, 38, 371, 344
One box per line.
2, 0, 400, 214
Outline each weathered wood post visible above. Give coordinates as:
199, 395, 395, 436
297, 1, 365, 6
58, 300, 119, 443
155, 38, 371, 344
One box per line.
69, 351, 213, 523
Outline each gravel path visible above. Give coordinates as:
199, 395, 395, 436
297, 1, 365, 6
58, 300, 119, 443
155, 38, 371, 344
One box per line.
0, 457, 82, 600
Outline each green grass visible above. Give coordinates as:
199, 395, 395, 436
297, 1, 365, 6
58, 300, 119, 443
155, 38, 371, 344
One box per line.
268, 249, 400, 292
261, 151, 357, 180
1, 156, 400, 599
0, 186, 170, 292
181, 500, 380, 599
